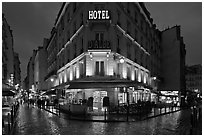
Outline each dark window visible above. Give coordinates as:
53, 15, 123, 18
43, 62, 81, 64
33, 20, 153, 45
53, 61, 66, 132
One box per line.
117, 10, 121, 26
135, 29, 137, 41
74, 44, 77, 58
67, 30, 70, 42
81, 37, 83, 53
67, 48, 70, 63
135, 49, 137, 63
140, 20, 143, 31
127, 3, 130, 14
73, 22, 76, 34
67, 12, 70, 22
100, 61, 104, 76
135, 11, 138, 23
95, 61, 100, 75
117, 35, 120, 53
127, 43, 131, 59
95, 32, 104, 41
95, 61, 104, 76
127, 21, 131, 34
61, 15, 64, 30
140, 52, 143, 66
73, 3, 76, 13
141, 36, 143, 47
80, 13, 83, 26
62, 52, 65, 66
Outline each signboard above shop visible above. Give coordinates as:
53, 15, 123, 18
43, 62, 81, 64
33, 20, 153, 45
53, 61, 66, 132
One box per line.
88, 40, 111, 49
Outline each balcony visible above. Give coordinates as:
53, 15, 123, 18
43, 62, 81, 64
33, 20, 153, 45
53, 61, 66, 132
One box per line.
88, 20, 111, 30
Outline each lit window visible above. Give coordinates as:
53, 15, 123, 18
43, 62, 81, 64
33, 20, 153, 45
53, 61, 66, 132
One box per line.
138, 70, 141, 82
95, 32, 104, 41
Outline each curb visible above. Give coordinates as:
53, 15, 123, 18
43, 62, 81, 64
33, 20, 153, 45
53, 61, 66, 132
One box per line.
143, 109, 181, 120
11, 106, 20, 135
42, 107, 59, 116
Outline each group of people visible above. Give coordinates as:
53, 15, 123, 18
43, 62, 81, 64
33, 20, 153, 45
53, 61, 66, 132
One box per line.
26, 98, 59, 108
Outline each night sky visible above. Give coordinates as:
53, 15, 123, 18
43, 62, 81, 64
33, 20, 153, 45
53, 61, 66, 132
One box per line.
2, 2, 202, 84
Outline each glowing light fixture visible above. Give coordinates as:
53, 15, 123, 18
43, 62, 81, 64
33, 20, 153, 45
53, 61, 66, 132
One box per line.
50, 78, 54, 82
90, 53, 93, 58
107, 52, 110, 58
138, 72, 141, 82
119, 58, 124, 63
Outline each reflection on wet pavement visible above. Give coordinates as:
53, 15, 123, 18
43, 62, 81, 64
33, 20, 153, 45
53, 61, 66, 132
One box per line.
14, 104, 193, 135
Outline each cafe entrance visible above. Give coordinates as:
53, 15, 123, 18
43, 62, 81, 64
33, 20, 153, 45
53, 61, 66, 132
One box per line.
93, 91, 107, 111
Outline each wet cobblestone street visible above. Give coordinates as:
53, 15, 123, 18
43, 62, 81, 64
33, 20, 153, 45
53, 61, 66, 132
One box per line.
12, 104, 200, 135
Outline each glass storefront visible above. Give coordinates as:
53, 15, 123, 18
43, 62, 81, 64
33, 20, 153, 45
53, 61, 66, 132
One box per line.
93, 91, 107, 110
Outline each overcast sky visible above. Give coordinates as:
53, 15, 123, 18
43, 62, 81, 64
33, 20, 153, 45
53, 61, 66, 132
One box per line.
2, 2, 202, 83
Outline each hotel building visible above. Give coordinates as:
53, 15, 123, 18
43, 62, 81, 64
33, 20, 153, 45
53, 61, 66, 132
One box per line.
44, 2, 186, 111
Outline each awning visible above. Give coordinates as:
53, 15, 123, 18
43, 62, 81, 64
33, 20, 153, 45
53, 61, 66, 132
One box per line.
42, 90, 56, 95
2, 83, 15, 96
160, 94, 178, 97
67, 81, 149, 89
2, 89, 15, 96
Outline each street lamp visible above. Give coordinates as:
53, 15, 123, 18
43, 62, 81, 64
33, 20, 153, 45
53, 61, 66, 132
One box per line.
119, 58, 125, 63
50, 78, 54, 82
8, 79, 11, 86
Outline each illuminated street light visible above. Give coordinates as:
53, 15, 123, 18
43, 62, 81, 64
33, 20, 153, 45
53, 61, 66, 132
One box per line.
50, 78, 54, 82
119, 58, 124, 63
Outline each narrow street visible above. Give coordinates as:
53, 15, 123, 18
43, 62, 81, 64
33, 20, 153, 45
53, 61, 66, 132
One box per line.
13, 104, 197, 135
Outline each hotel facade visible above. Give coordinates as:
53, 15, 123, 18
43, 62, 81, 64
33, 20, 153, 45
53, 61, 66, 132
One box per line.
43, 2, 186, 111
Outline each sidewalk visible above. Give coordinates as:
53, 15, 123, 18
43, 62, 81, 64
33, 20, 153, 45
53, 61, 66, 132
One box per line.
41, 105, 202, 135
2, 103, 20, 135
13, 104, 201, 135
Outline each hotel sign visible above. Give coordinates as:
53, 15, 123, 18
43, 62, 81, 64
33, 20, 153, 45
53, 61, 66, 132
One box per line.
88, 10, 110, 20
88, 40, 111, 49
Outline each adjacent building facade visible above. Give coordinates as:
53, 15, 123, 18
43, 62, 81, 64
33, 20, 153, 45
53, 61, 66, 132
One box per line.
34, 40, 48, 93
14, 52, 21, 87
2, 14, 14, 86
186, 64, 202, 96
2, 14, 21, 88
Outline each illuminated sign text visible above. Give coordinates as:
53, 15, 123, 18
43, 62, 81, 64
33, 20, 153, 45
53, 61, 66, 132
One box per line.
88, 10, 110, 20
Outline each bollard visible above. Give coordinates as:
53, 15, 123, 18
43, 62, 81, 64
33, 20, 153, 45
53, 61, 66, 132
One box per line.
199, 107, 202, 120
8, 113, 10, 134
83, 106, 86, 120
11, 109, 13, 125
160, 107, 161, 114
2, 118, 5, 128
165, 106, 166, 113
68, 105, 71, 118
194, 107, 197, 127
126, 106, 129, 122
104, 108, 107, 121
58, 104, 60, 116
